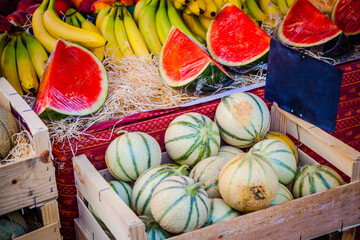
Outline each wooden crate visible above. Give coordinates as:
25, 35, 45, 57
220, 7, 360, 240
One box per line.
0, 78, 61, 239
73, 103, 360, 240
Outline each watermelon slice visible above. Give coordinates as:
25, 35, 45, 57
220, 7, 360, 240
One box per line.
34, 39, 108, 119
206, 3, 271, 67
159, 26, 231, 93
331, 0, 360, 39
278, 0, 342, 47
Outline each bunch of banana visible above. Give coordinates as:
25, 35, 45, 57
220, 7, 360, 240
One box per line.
0, 31, 48, 95
32, 0, 106, 54
172, 0, 220, 19
96, 3, 149, 58
244, 0, 286, 27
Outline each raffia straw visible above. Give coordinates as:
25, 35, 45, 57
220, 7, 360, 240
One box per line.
1, 130, 35, 164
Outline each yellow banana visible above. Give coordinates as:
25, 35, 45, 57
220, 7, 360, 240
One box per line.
114, 6, 134, 57
156, 0, 172, 44
173, 0, 187, 9
182, 13, 206, 43
167, 0, 199, 42
138, 0, 162, 54
286, 0, 295, 7
245, 0, 267, 21
32, 0, 57, 53
276, 0, 288, 15
16, 35, 38, 94
174, 0, 190, 5
0, 32, 9, 78
212, 0, 224, 9
96, 5, 112, 28
122, 6, 150, 58
1, 37, 23, 95
75, 12, 105, 61
198, 15, 211, 30
228, 0, 242, 9
203, 0, 217, 19
21, 32, 48, 79
186, 0, 205, 16
133, 0, 148, 24
259, 0, 280, 17
100, 6, 123, 59
43, 0, 106, 48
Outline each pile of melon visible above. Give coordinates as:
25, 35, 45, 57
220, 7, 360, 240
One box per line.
96, 92, 345, 238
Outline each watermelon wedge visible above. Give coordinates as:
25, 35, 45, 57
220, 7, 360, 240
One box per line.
278, 0, 342, 47
159, 26, 231, 93
206, 3, 271, 67
34, 39, 108, 120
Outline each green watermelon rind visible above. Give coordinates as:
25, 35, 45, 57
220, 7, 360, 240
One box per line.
36, 39, 108, 118
206, 3, 270, 67
331, 0, 360, 36
278, 0, 342, 47
159, 26, 211, 88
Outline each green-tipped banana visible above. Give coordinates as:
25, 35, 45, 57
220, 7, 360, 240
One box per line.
156, 0, 172, 44
134, 0, 148, 24
123, 6, 150, 58
96, 5, 112, 28
276, 0, 288, 15
21, 32, 48, 79
0, 32, 9, 77
1, 37, 23, 95
43, 0, 106, 48
71, 14, 80, 27
198, 15, 211, 30
114, 6, 134, 57
182, 13, 206, 43
32, 0, 57, 53
246, 0, 267, 21
167, 0, 199, 42
100, 6, 123, 59
138, 0, 162, 54
75, 12, 105, 61
16, 35, 38, 93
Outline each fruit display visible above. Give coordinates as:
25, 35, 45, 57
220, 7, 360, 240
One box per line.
0, 105, 19, 159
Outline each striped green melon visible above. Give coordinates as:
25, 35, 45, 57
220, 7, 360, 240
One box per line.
0, 105, 19, 159
204, 198, 240, 226
139, 215, 171, 240
165, 112, 221, 167
150, 175, 210, 234
292, 164, 345, 199
215, 92, 270, 148
108, 180, 132, 207
132, 164, 190, 217
105, 131, 162, 182
251, 139, 297, 185
218, 151, 278, 212
190, 156, 230, 198
269, 183, 294, 206
264, 131, 299, 163
217, 145, 244, 160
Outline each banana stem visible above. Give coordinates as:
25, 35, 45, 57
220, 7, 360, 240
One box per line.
65, 8, 77, 16
39, 0, 50, 11
75, 12, 87, 24
48, 0, 57, 13
71, 15, 80, 28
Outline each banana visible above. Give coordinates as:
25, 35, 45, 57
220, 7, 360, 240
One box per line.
21, 32, 48, 79
276, 0, 288, 15
182, 13, 206, 43
133, 0, 148, 24
16, 35, 38, 93
198, 15, 211, 30
138, 0, 162, 54
212, 0, 224, 9
100, 6, 123, 59
96, 5, 112, 28
75, 12, 105, 61
173, 0, 187, 9
186, 0, 205, 16
245, 0, 267, 21
71, 14, 81, 28
259, 0, 280, 17
228, 0, 242, 9
43, 0, 106, 49
32, 0, 57, 53
285, 0, 294, 7
0, 32, 9, 77
167, 0, 199, 42
203, 0, 217, 19
1, 37, 23, 95
65, 15, 72, 24
156, 0, 172, 44
114, 6, 134, 57
122, 6, 150, 58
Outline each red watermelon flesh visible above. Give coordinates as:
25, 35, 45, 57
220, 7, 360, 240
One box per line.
34, 39, 108, 119
331, 0, 360, 35
206, 3, 271, 67
278, 0, 341, 47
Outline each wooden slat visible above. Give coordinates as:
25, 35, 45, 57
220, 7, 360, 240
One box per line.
73, 155, 145, 240
75, 219, 91, 240
14, 222, 61, 240
41, 200, 60, 226
170, 181, 360, 240
298, 149, 320, 166
0, 151, 58, 215
271, 103, 360, 177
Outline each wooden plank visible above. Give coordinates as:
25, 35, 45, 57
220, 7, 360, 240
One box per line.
298, 149, 320, 166
0, 151, 58, 215
271, 103, 360, 177
73, 155, 145, 240
41, 200, 60, 226
75, 219, 91, 240
170, 181, 360, 240
14, 222, 61, 240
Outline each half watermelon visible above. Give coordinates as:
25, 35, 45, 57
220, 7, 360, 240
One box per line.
278, 0, 342, 47
159, 26, 231, 94
206, 3, 271, 67
34, 39, 108, 120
